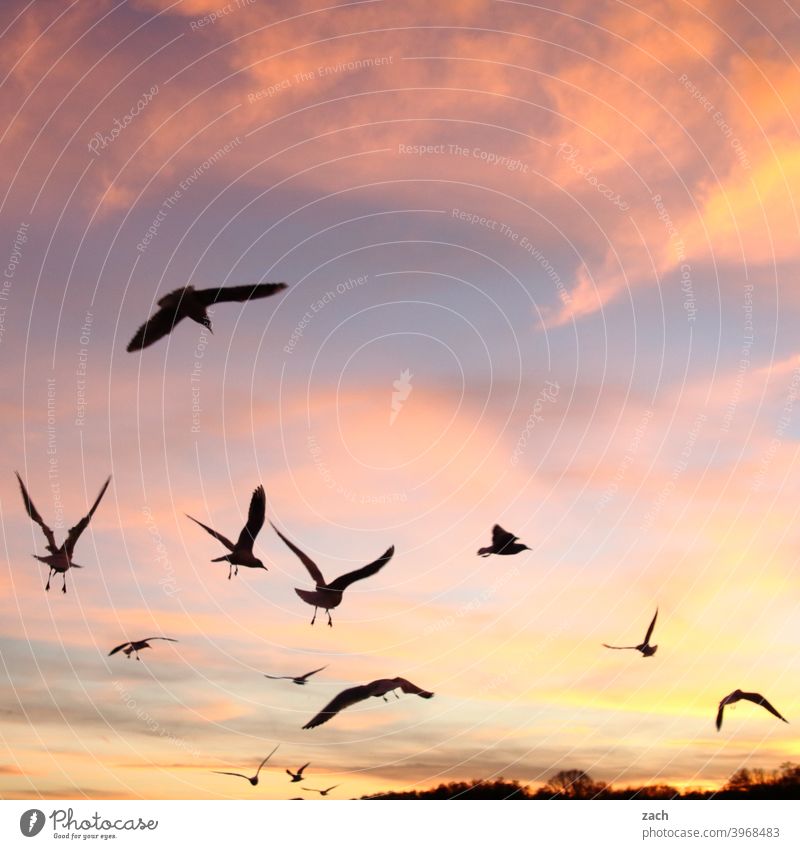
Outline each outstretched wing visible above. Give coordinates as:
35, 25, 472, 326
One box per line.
140, 637, 178, 644
741, 692, 788, 723
64, 476, 111, 557
264, 674, 292, 681
300, 665, 327, 681
328, 546, 395, 592
302, 684, 371, 729
127, 305, 184, 352
271, 523, 325, 586
108, 642, 132, 656
715, 701, 726, 731
186, 514, 236, 551
236, 485, 265, 550
602, 644, 637, 650
15, 472, 57, 553
395, 678, 435, 698
297, 762, 310, 775
255, 744, 280, 777
212, 771, 248, 780
196, 282, 287, 306
491, 524, 518, 548
643, 609, 658, 644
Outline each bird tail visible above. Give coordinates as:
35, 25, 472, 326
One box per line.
211, 555, 230, 562
477, 547, 491, 557
295, 588, 319, 605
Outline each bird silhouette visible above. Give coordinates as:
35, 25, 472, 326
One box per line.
108, 637, 178, 661
603, 608, 659, 657
126, 283, 287, 351
716, 690, 788, 731
477, 524, 530, 557
286, 763, 310, 782
303, 784, 339, 796
186, 485, 268, 579
271, 523, 394, 626
303, 677, 434, 729
15, 472, 111, 593
265, 665, 327, 685
212, 744, 280, 786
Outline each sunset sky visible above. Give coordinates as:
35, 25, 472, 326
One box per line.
1, 0, 799, 800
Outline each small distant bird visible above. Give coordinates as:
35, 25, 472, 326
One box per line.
286, 763, 310, 782
126, 283, 287, 351
477, 524, 530, 557
271, 523, 394, 627
212, 744, 280, 786
303, 677, 434, 729
186, 485, 268, 579
265, 665, 327, 685
716, 690, 789, 731
603, 608, 659, 657
303, 784, 339, 796
15, 471, 111, 593
108, 637, 178, 661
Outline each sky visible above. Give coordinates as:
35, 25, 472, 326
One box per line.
0, 0, 799, 800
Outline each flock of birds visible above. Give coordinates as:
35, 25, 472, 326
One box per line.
12, 283, 789, 797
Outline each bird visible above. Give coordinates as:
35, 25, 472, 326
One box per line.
477, 524, 530, 557
126, 283, 287, 351
186, 485, 268, 580
265, 665, 327, 685
303, 784, 339, 796
716, 690, 789, 731
603, 608, 659, 657
271, 523, 394, 626
212, 744, 280, 786
108, 637, 178, 661
286, 763, 310, 783
15, 471, 111, 593
303, 677, 434, 729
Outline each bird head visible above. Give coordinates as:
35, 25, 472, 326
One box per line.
255, 559, 268, 571
202, 315, 213, 333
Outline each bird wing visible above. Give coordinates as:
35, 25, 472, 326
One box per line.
264, 674, 292, 681
108, 642, 132, 656
127, 305, 184, 352
491, 524, 518, 547
715, 701, 726, 731
236, 485, 265, 550
298, 762, 310, 775
64, 476, 111, 556
643, 608, 658, 644
15, 472, 58, 553
195, 282, 287, 306
328, 546, 395, 592
302, 684, 372, 729
270, 523, 325, 585
212, 771, 249, 780
300, 665, 327, 681
324, 785, 340, 793
602, 644, 637, 650
140, 637, 178, 644
395, 677, 435, 698
185, 514, 236, 551
255, 744, 280, 777
740, 692, 788, 723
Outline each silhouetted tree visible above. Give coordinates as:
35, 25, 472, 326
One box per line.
538, 769, 608, 799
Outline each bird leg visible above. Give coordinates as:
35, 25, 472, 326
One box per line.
62, 573, 68, 593
326, 610, 333, 627
310, 607, 317, 625
227, 564, 233, 580
46, 569, 53, 591
234, 565, 239, 576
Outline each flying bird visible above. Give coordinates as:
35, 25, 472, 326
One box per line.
303, 677, 434, 729
108, 637, 178, 661
126, 283, 287, 351
186, 485, 268, 579
265, 665, 327, 685
716, 690, 788, 731
286, 763, 310, 783
212, 744, 280, 786
477, 524, 530, 557
271, 523, 394, 626
603, 608, 659, 657
15, 471, 111, 593
303, 784, 339, 796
